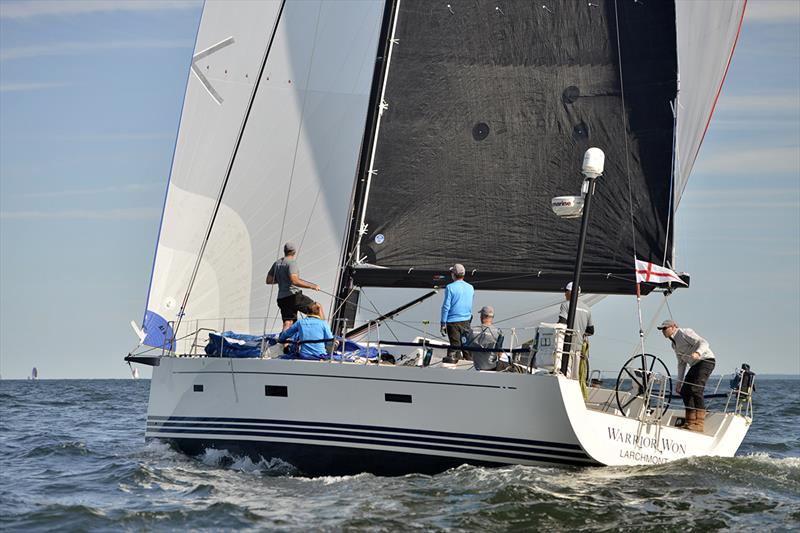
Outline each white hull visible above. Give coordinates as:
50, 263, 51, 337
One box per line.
144, 357, 750, 475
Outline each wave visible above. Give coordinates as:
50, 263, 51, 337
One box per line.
197, 447, 299, 476
21, 440, 90, 459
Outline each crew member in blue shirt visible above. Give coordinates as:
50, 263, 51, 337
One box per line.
440, 263, 474, 363
278, 302, 335, 360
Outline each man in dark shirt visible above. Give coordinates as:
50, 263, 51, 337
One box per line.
266, 242, 320, 331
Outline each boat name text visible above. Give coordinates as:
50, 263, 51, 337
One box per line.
607, 427, 687, 455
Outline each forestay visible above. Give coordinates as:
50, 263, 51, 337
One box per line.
143, 0, 384, 349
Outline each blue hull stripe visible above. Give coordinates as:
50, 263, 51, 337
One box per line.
151, 437, 531, 476
145, 416, 595, 466
147, 415, 583, 450
147, 427, 594, 465
147, 421, 587, 459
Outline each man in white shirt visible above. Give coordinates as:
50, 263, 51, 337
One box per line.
658, 319, 716, 432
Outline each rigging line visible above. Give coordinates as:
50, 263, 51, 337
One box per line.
493, 297, 565, 326
358, 288, 401, 341
629, 294, 669, 357
362, 314, 430, 339
330, 253, 356, 321
612, 0, 639, 264
664, 290, 675, 321
175, 0, 287, 339
315, 286, 401, 328
297, 188, 321, 256
664, 98, 679, 267
353, 0, 403, 264
268, 2, 325, 333
317, 286, 410, 330
326, 286, 356, 326
467, 270, 574, 286
314, 287, 433, 338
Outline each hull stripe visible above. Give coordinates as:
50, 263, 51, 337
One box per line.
146, 428, 596, 466
146, 421, 586, 458
147, 415, 582, 450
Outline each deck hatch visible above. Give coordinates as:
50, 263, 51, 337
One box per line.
193, 384, 204, 392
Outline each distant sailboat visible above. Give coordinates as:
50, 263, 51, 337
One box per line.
132, 367, 140, 380
31, 367, 38, 380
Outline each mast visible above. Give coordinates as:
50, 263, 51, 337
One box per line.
560, 148, 604, 375
331, 0, 400, 336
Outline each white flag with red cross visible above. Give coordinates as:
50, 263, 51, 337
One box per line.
634, 258, 687, 285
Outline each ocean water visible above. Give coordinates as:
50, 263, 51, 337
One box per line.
0, 378, 797, 532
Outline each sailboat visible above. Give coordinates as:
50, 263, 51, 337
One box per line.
30, 367, 38, 381
127, 0, 753, 475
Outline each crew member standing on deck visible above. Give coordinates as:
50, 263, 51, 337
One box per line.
557, 282, 595, 341
657, 319, 716, 432
266, 242, 320, 331
558, 282, 594, 379
440, 263, 474, 364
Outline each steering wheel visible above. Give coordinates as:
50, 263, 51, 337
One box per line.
614, 353, 672, 419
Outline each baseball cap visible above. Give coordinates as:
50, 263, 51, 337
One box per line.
479, 305, 494, 317
450, 263, 466, 276
565, 282, 580, 292
657, 319, 678, 330
284, 241, 297, 254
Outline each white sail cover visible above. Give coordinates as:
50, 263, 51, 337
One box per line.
143, 0, 384, 349
674, 0, 747, 203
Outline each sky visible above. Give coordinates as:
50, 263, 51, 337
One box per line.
0, 0, 798, 379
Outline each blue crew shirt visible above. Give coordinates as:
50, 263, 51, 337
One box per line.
440, 279, 474, 324
278, 316, 334, 360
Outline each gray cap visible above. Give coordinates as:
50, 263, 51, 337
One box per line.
284, 241, 297, 254
479, 305, 494, 317
565, 282, 580, 292
450, 263, 465, 276
657, 319, 678, 330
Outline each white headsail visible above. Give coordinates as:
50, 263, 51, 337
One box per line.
143, 0, 384, 349
674, 0, 747, 204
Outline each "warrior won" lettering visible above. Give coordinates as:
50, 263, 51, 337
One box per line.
607, 427, 687, 455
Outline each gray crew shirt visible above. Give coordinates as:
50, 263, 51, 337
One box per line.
268, 257, 300, 299
469, 324, 504, 349
669, 328, 715, 383
558, 299, 593, 344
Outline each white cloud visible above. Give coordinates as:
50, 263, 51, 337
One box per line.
1, 39, 193, 61
681, 186, 800, 209
716, 95, 800, 113
0, 0, 199, 19
16, 183, 164, 199
0, 81, 70, 92
745, 0, 800, 23
57, 132, 175, 142
0, 208, 162, 220
694, 145, 800, 175
687, 187, 799, 198
712, 117, 799, 131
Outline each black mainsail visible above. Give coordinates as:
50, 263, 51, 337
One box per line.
340, 0, 679, 296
